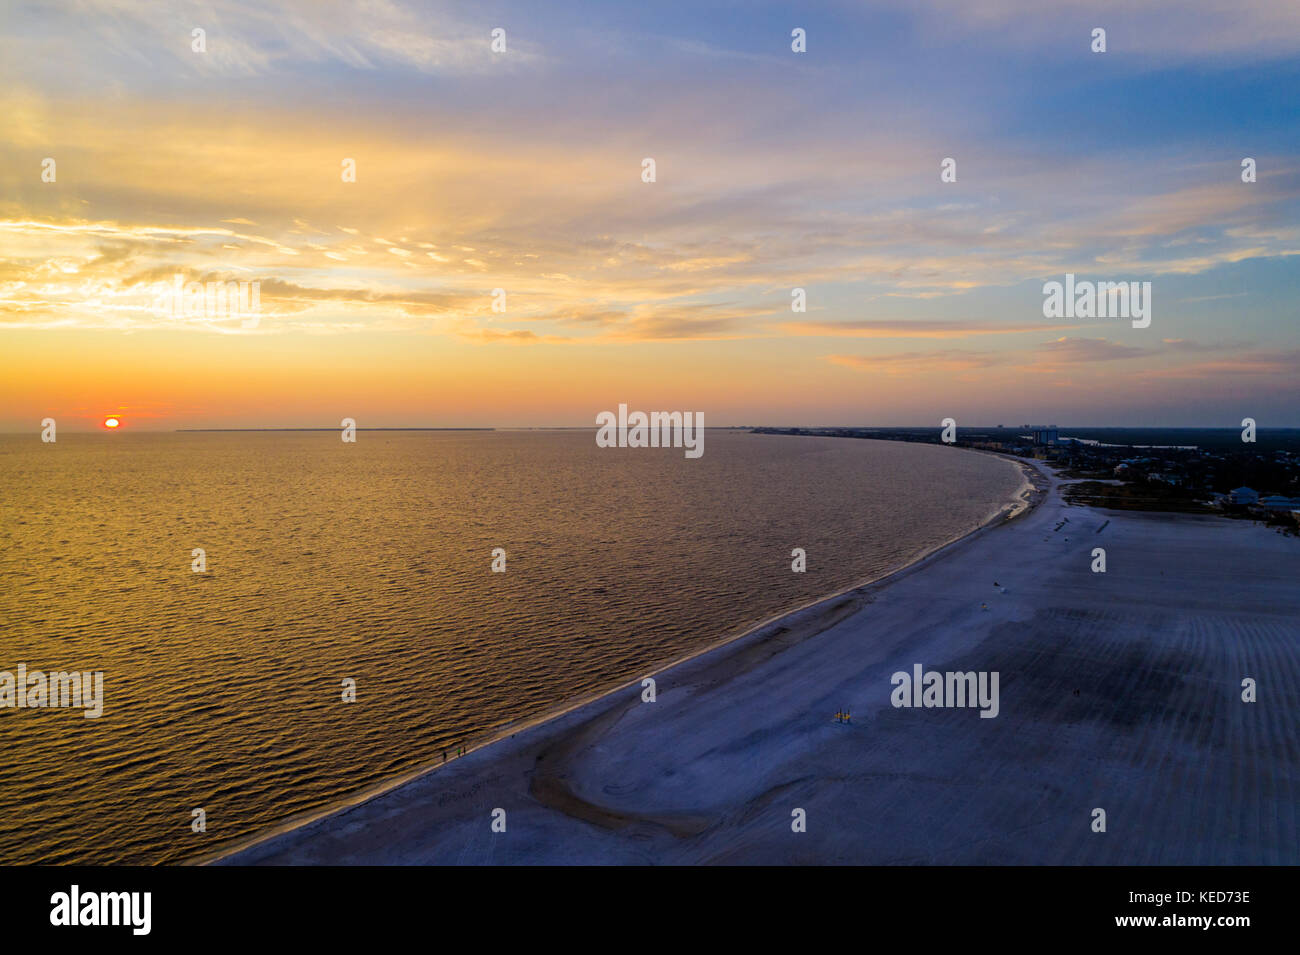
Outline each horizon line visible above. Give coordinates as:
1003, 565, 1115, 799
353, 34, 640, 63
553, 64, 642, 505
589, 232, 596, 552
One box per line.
6, 424, 1297, 434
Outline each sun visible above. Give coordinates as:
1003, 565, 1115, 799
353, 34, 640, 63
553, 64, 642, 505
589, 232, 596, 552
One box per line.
103, 417, 120, 429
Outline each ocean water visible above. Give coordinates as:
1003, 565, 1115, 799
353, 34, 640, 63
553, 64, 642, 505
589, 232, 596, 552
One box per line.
0, 430, 1021, 863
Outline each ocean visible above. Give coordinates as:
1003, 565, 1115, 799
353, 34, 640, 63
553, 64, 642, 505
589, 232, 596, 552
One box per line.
0, 430, 1021, 863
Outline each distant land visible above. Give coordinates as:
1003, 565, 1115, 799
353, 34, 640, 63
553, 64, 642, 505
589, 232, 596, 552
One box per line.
753, 425, 1300, 520
752, 426, 1300, 453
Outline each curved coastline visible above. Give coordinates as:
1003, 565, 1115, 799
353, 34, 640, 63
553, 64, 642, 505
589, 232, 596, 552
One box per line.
196, 444, 1038, 865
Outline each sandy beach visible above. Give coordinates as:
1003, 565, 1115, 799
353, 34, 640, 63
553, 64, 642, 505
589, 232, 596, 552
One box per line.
208, 455, 1300, 865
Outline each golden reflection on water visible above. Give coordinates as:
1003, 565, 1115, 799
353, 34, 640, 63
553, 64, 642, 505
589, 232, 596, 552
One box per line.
0, 430, 1019, 862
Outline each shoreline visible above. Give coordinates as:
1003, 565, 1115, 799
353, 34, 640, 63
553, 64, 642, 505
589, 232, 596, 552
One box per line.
197, 444, 1038, 865
208, 444, 1298, 865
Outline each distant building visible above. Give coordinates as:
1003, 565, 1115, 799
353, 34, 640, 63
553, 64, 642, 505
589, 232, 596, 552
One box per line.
1028, 425, 1059, 446
1229, 487, 1259, 505
1258, 495, 1300, 511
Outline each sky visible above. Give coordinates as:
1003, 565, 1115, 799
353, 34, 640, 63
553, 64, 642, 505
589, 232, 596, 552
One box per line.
2, 0, 1298, 430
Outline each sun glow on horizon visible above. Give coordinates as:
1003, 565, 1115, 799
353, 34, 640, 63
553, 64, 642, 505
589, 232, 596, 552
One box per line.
103, 417, 120, 429
0, 0, 1297, 430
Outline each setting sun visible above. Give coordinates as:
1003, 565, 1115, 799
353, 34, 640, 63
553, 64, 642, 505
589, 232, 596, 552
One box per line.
103, 417, 120, 429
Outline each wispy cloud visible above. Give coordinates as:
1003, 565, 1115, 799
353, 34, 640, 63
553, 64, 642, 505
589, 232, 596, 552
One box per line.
783, 320, 1089, 339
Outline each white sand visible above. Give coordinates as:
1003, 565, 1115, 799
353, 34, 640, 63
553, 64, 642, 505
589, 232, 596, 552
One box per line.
209, 457, 1300, 865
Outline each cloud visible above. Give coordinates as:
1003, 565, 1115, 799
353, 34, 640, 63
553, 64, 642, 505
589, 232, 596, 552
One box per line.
826, 349, 1013, 374
908, 0, 1300, 60
1160, 337, 1243, 352
1142, 349, 1300, 379
1034, 337, 1155, 362
782, 319, 1088, 339
455, 327, 570, 344
2, 0, 1297, 412
10, 0, 543, 82
824, 335, 1167, 377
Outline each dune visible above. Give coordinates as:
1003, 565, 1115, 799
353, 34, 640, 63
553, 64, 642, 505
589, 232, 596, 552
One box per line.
205, 456, 1300, 865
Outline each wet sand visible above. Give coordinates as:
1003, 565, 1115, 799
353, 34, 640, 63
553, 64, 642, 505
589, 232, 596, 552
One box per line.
208, 457, 1300, 864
